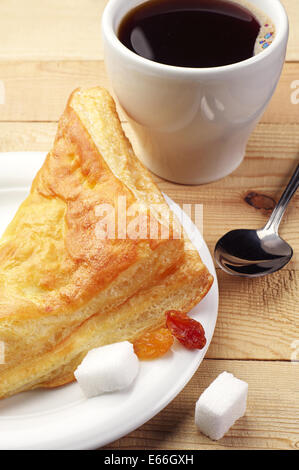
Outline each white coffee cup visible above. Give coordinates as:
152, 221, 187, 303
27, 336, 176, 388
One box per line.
102, 0, 289, 184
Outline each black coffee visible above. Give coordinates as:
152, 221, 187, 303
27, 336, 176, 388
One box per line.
118, 0, 262, 68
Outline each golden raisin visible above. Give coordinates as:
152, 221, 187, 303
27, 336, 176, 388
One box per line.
133, 327, 174, 360
166, 310, 206, 350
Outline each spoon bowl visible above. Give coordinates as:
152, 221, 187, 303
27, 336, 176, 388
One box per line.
214, 228, 293, 277
214, 163, 298, 278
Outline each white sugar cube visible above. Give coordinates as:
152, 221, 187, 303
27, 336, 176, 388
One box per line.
195, 371, 248, 440
74, 341, 139, 398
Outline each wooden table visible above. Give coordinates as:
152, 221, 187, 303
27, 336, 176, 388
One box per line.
0, 0, 298, 450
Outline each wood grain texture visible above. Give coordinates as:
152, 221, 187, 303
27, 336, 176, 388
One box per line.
210, 269, 299, 360
0, 61, 298, 123
0, 0, 297, 61
0, 0, 106, 60
280, 0, 299, 62
0, 61, 110, 122
103, 360, 299, 450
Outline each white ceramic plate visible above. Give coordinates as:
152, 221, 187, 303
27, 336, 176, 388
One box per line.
0, 152, 218, 450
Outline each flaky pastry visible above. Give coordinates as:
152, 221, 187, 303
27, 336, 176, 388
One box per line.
0, 88, 213, 398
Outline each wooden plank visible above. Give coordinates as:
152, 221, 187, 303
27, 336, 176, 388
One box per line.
0, 122, 57, 151
0, 121, 298, 361
103, 360, 299, 450
281, 0, 299, 62
0, 0, 297, 61
0, 0, 106, 61
0, 61, 110, 122
0, 61, 298, 123
208, 269, 299, 360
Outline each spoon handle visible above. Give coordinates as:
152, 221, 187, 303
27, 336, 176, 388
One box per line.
264, 163, 299, 232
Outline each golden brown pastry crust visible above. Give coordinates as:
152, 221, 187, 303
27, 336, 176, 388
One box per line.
0, 87, 213, 399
